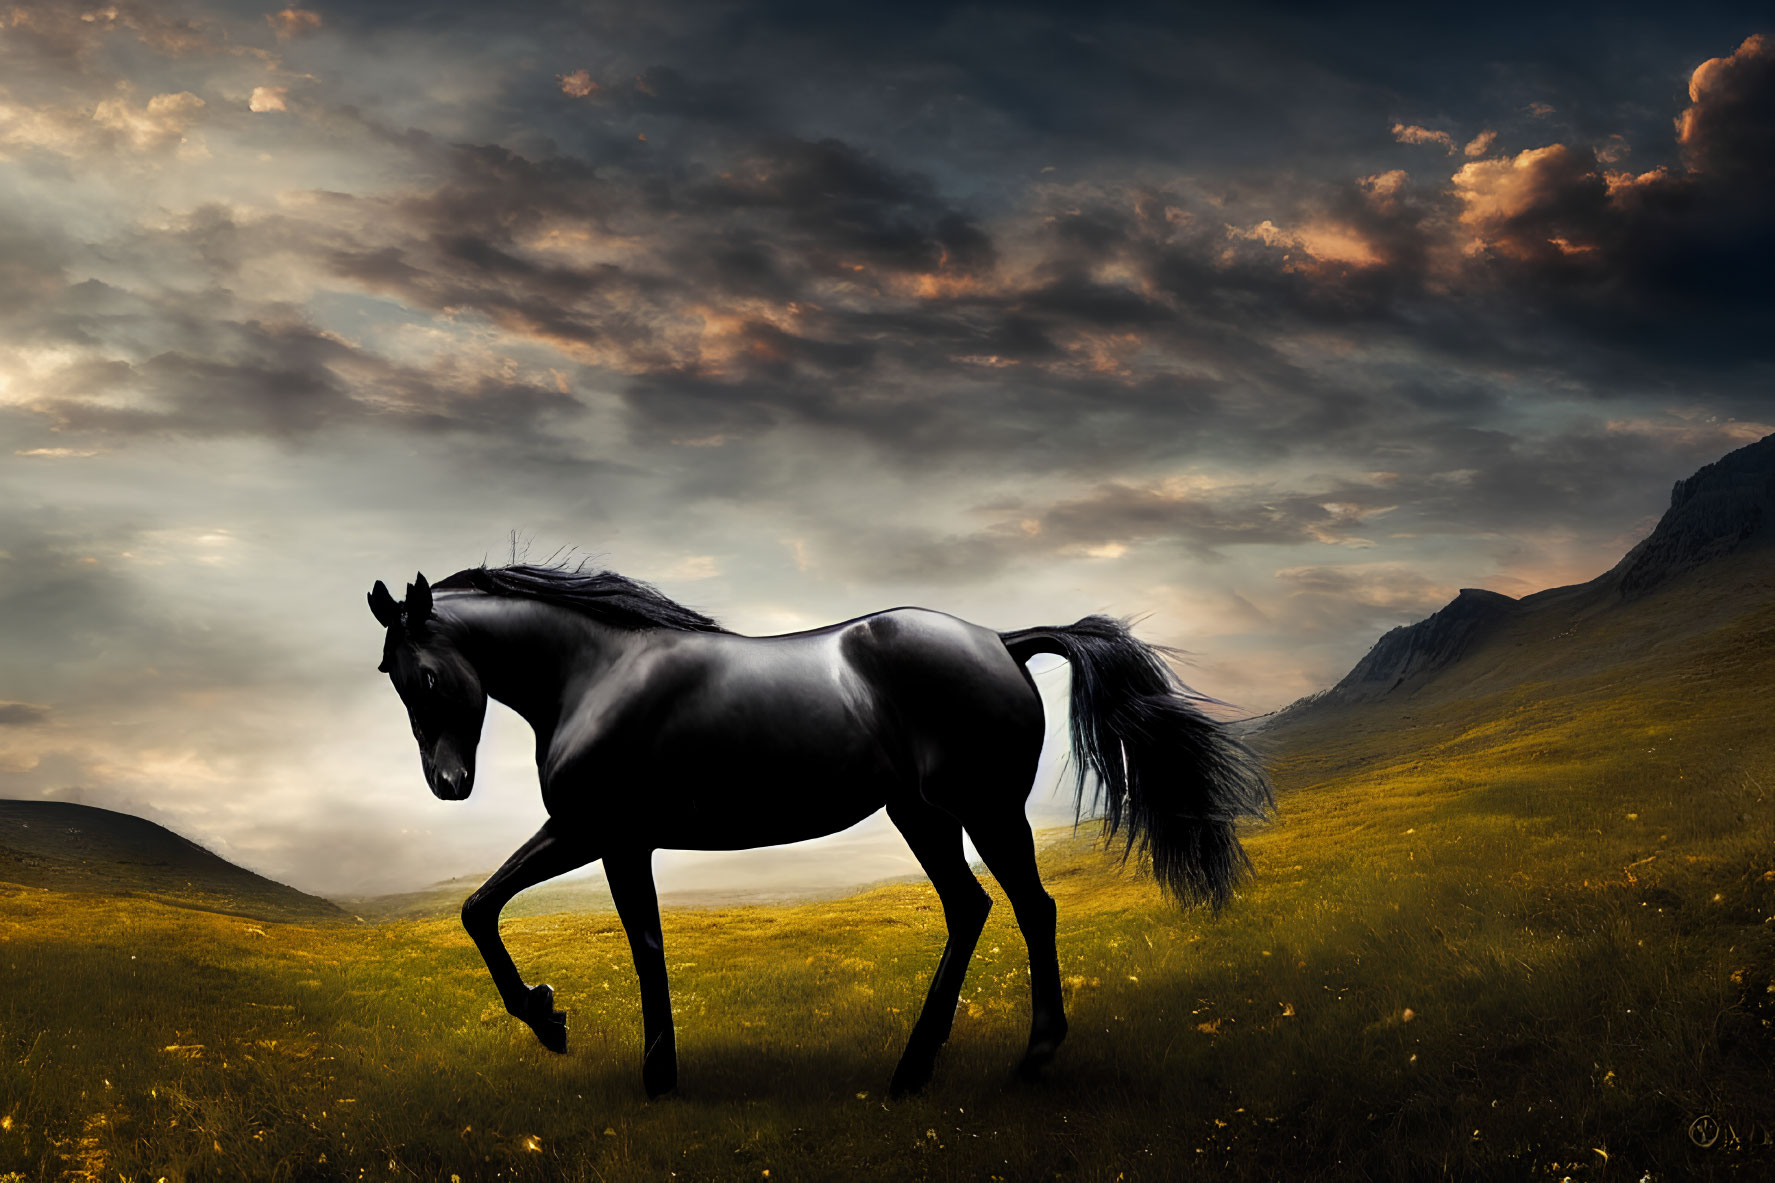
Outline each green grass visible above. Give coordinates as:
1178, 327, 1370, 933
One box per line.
4, 599, 1775, 1180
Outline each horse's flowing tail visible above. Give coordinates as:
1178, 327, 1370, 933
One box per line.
1000, 617, 1274, 909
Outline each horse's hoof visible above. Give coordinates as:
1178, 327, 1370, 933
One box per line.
642, 1032, 677, 1098
643, 1062, 677, 1100
1015, 1040, 1061, 1079
532, 1014, 568, 1054
519, 983, 568, 1053
888, 1058, 933, 1099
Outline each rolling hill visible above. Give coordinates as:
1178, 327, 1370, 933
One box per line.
0, 799, 342, 922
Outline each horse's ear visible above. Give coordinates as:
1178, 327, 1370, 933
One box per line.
407, 572, 433, 625
368, 580, 402, 628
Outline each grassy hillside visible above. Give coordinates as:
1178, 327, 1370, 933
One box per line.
2, 579, 1773, 1179
0, 800, 340, 923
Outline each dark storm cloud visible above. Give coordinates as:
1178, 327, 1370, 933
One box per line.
321, 135, 995, 347
0, 215, 69, 317
328, 0, 1768, 199
1271, 563, 1449, 606
0, 512, 270, 708
0, 702, 51, 727
796, 416, 1763, 588
1262, 562, 1460, 647
681, 138, 996, 275
807, 476, 1402, 586
351, 149, 1316, 469
17, 323, 581, 447
3, 250, 587, 451
244, 16, 1775, 487
13, 4, 1765, 484
1435, 35, 1775, 371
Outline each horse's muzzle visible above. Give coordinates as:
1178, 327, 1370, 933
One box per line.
431, 765, 473, 800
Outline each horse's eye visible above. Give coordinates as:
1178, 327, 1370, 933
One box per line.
425, 672, 437, 692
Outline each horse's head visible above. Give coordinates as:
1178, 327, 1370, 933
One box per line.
368, 572, 487, 801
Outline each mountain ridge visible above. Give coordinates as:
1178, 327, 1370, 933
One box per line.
1250, 431, 1775, 734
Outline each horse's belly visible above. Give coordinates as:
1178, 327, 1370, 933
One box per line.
651, 733, 897, 848
650, 793, 887, 851
547, 723, 899, 850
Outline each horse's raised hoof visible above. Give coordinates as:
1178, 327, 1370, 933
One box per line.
517, 983, 568, 1053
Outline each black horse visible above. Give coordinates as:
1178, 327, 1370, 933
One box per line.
367, 562, 1271, 1097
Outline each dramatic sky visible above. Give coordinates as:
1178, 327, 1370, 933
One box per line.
1, 1, 1771, 896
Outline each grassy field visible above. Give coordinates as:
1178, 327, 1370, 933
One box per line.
4, 599, 1775, 1180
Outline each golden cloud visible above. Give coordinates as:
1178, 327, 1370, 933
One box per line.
93, 90, 206, 151
1676, 33, 1773, 176
1451, 147, 1552, 222
265, 7, 323, 38
0, 90, 207, 158
1392, 122, 1455, 152
1358, 169, 1407, 212
559, 70, 601, 98
1228, 218, 1382, 268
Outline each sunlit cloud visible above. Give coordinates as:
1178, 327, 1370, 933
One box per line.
0, 90, 207, 158
265, 7, 323, 39
1227, 218, 1381, 267
1392, 122, 1456, 152
1676, 33, 1773, 175
559, 69, 601, 98
1462, 129, 1497, 157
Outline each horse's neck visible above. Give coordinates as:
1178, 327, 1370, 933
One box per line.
441, 595, 626, 733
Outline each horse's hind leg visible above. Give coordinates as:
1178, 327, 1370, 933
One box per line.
604, 849, 677, 1099
462, 819, 596, 1052
885, 797, 993, 1097
964, 811, 1067, 1076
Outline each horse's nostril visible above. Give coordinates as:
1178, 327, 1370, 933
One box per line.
435, 767, 469, 799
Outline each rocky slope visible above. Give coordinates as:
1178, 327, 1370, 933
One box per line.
1606, 432, 1775, 597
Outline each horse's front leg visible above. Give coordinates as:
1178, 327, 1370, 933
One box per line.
605, 849, 677, 1098
461, 819, 595, 1052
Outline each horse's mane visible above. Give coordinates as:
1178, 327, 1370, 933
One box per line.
434, 562, 731, 634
